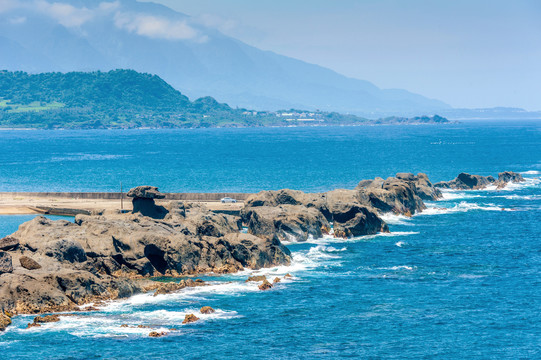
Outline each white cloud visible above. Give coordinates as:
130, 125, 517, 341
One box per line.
34, 0, 94, 27
9, 15, 26, 23
114, 12, 206, 42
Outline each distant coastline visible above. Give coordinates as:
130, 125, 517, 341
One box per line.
0, 70, 452, 130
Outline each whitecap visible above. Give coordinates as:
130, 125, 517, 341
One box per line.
395, 241, 406, 247
520, 170, 540, 175
417, 201, 503, 215
380, 213, 413, 225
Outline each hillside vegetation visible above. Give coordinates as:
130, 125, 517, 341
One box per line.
0, 70, 448, 129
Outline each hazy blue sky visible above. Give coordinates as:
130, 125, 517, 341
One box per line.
148, 0, 541, 110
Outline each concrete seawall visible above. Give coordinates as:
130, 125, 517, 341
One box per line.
0, 192, 253, 201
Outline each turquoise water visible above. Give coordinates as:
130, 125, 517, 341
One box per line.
0, 121, 540, 359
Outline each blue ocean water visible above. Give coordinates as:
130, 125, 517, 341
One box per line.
0, 121, 540, 359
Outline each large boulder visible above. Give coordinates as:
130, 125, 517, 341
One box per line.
0, 252, 13, 274
412, 173, 442, 200
19, 256, 42, 270
127, 186, 168, 219
0, 236, 19, 251
243, 205, 329, 243
360, 177, 425, 215
330, 202, 389, 238
0, 311, 11, 331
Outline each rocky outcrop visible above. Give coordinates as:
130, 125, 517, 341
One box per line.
435, 173, 495, 190
127, 186, 167, 219
358, 176, 427, 215
0, 195, 291, 317
243, 205, 330, 243
435, 171, 525, 190
496, 171, 525, 189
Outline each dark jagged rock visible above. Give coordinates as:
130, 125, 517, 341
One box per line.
330, 202, 389, 238
361, 177, 425, 215
19, 256, 42, 270
0, 236, 19, 251
127, 186, 168, 219
435, 171, 524, 190
127, 186, 166, 200
435, 173, 495, 190
0, 252, 13, 274
496, 171, 525, 188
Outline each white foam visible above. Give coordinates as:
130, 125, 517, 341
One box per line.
395, 241, 406, 248
439, 191, 483, 200
380, 213, 413, 225
520, 170, 540, 175
418, 201, 504, 215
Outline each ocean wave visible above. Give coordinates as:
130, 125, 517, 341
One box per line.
494, 194, 541, 201
380, 213, 414, 225
395, 241, 407, 247
50, 153, 131, 162
418, 201, 505, 215
439, 191, 484, 201
520, 170, 540, 175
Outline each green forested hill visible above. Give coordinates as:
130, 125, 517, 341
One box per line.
0, 70, 449, 129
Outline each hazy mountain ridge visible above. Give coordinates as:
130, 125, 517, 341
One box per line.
0, 0, 449, 116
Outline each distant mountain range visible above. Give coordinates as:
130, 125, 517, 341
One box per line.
0, 69, 451, 129
0, 0, 451, 117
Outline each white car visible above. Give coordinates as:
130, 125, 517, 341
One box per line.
220, 197, 237, 203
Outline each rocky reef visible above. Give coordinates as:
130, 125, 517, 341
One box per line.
0, 172, 521, 331
0, 186, 291, 323
435, 171, 524, 190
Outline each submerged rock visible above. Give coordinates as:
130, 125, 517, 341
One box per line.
149, 331, 166, 338
33, 314, 60, 323
246, 275, 267, 283
182, 314, 200, 324
258, 280, 273, 291
200, 306, 215, 314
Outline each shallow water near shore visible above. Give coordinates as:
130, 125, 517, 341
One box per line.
1, 121, 540, 359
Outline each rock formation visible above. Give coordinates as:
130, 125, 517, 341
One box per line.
435, 171, 524, 190
127, 185, 168, 219
0, 187, 292, 330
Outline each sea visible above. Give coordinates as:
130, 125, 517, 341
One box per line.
0, 120, 540, 359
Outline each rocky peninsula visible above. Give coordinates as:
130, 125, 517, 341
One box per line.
0, 171, 525, 331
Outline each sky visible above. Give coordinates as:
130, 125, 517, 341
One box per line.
147, 0, 541, 110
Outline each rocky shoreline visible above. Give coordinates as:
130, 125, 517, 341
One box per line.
0, 171, 525, 332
